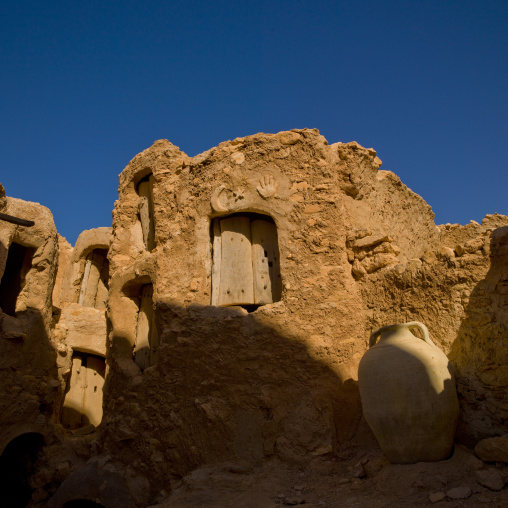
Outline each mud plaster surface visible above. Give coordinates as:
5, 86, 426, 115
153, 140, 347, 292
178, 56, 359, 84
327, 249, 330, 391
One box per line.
0, 129, 507, 507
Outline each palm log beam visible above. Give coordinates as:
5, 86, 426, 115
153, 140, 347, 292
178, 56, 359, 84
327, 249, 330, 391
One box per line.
0, 212, 35, 227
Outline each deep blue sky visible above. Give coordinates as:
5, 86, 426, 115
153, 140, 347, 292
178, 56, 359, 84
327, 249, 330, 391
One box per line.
1, 0, 506, 245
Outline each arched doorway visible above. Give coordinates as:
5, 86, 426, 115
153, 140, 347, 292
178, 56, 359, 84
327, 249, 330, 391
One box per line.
211, 212, 282, 310
0, 432, 44, 507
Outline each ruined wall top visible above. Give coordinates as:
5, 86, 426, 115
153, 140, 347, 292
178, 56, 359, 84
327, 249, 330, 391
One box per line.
110, 130, 440, 279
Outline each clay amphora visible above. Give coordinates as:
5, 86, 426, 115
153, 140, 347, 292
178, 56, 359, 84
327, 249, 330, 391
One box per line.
358, 321, 459, 464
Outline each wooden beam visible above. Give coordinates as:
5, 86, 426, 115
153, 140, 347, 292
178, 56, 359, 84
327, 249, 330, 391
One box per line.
0, 212, 35, 227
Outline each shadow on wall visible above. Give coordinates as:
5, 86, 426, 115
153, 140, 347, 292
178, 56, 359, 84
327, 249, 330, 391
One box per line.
0, 307, 59, 421
0, 303, 59, 504
450, 225, 508, 446
101, 301, 363, 486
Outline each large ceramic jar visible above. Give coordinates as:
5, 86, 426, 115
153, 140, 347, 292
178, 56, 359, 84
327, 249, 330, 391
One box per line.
358, 321, 459, 464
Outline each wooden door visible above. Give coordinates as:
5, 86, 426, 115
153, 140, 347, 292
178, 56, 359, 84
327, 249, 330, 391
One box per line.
251, 220, 282, 305
78, 249, 109, 309
94, 256, 109, 309
217, 216, 255, 306
134, 284, 158, 370
212, 216, 281, 307
82, 356, 105, 427
62, 356, 86, 429
138, 175, 156, 251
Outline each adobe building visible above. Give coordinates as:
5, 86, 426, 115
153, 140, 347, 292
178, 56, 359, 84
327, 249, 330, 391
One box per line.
0, 129, 507, 507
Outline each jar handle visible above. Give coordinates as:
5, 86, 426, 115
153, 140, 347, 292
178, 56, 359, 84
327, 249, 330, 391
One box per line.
369, 328, 383, 348
405, 321, 436, 348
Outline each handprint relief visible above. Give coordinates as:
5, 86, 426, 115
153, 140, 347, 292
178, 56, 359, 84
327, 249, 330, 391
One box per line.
257, 175, 278, 199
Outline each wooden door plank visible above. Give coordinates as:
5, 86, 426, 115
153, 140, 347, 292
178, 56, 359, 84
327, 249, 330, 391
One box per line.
83, 251, 104, 308
62, 356, 86, 429
138, 178, 155, 251
218, 216, 254, 306
95, 258, 109, 309
251, 220, 282, 305
82, 356, 105, 427
211, 218, 222, 305
134, 285, 153, 370
78, 255, 92, 305
147, 175, 156, 250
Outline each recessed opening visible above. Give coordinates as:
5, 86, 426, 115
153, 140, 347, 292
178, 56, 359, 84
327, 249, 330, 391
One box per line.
61, 352, 105, 429
0, 432, 44, 507
133, 284, 159, 371
0, 242, 36, 316
136, 174, 156, 251
78, 248, 109, 309
241, 304, 261, 313
211, 212, 282, 312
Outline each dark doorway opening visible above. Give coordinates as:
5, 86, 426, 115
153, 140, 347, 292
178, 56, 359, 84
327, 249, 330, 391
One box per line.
0, 432, 44, 507
0, 242, 36, 315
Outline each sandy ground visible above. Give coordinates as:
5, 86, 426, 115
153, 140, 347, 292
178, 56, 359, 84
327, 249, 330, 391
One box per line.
152, 444, 508, 508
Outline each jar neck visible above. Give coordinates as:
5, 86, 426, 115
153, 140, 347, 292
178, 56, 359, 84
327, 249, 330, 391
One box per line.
377, 324, 408, 341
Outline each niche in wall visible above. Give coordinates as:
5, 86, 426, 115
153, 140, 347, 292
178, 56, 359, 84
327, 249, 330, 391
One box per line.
133, 284, 159, 371
0, 242, 36, 316
78, 248, 109, 309
136, 174, 156, 251
211, 213, 282, 309
61, 352, 106, 429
